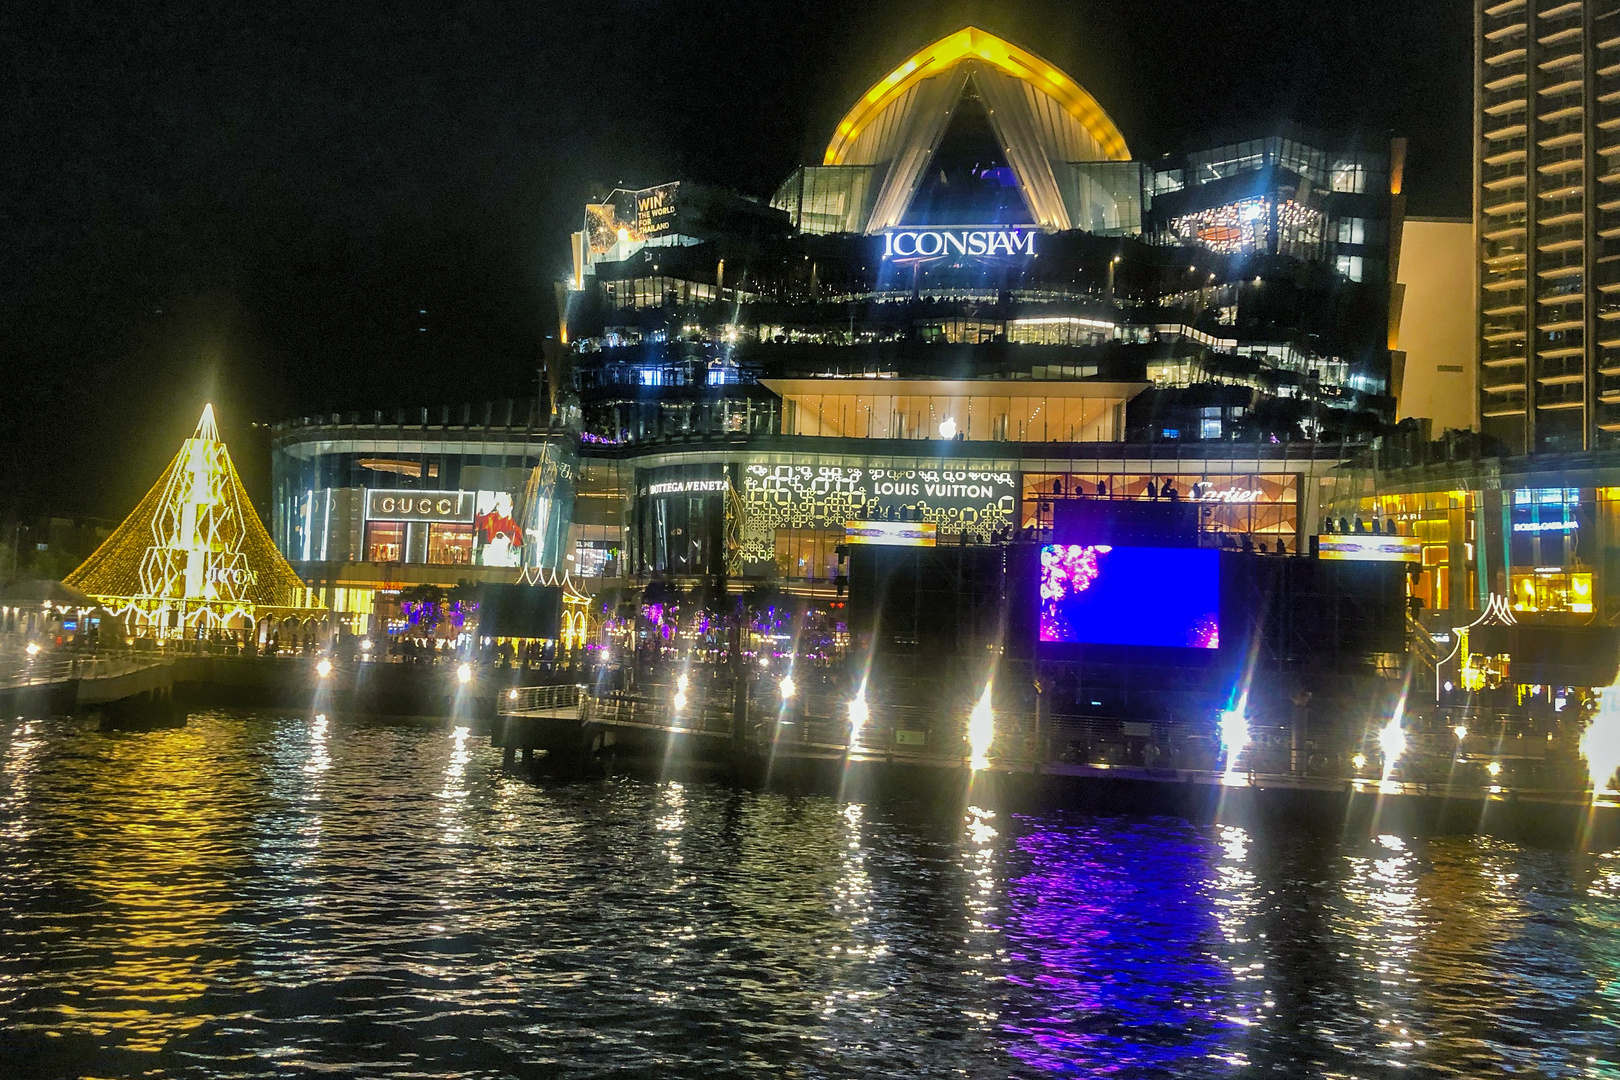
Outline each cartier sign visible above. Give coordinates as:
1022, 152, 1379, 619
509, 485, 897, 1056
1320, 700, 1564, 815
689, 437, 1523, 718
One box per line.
365, 490, 475, 523
882, 228, 1036, 259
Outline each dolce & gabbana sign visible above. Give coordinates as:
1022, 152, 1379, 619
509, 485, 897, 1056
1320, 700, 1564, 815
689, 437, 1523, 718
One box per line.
365, 490, 476, 523
882, 228, 1036, 260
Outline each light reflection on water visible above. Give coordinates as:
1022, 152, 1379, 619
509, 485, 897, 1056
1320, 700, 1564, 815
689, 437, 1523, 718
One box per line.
2, 713, 1620, 1078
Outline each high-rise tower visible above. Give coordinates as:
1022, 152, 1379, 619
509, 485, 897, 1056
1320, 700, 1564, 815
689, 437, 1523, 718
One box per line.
1477, 0, 1620, 453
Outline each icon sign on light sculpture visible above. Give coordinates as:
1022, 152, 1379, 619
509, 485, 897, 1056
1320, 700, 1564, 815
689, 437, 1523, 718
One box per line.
64, 405, 320, 637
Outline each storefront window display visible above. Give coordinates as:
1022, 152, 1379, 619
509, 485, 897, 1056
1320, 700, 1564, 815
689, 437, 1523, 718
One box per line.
365, 522, 405, 563
1364, 489, 1476, 614
1508, 488, 1592, 614
775, 529, 844, 582
427, 523, 475, 566
1021, 472, 1298, 538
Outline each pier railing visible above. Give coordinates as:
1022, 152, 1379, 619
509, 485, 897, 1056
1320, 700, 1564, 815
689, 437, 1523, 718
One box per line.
0, 654, 169, 690
503, 683, 584, 716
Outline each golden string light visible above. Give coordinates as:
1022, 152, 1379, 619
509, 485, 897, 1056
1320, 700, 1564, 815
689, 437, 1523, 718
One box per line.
65, 405, 322, 637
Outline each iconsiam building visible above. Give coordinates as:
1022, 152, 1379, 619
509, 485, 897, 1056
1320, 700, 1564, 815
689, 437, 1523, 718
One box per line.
271, 26, 1411, 630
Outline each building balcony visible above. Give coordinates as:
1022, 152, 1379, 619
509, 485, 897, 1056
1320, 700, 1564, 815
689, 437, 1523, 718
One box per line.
1486, 67, 1529, 91
1486, 16, 1527, 40
1538, 27, 1583, 50
1539, 51, 1585, 75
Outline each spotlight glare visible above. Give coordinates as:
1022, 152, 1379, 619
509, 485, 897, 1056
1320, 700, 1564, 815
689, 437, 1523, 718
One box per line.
508, 688, 519, 701
780, 675, 796, 700
316, 658, 333, 678
1487, 760, 1502, 777
968, 683, 995, 770
1378, 714, 1406, 775
359, 638, 373, 652
1453, 725, 1467, 740
1218, 709, 1249, 768
848, 688, 869, 741
24, 642, 40, 657
1352, 753, 1368, 771
456, 662, 472, 685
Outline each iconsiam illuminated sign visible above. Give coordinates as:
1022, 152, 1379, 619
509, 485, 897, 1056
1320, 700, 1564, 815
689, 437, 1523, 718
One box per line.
882, 228, 1036, 260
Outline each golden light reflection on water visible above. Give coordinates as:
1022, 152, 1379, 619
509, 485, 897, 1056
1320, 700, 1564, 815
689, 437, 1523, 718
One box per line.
23, 721, 253, 1053
1, 720, 46, 845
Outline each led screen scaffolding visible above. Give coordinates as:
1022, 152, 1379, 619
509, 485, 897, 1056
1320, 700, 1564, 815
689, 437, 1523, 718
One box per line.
1038, 545, 1220, 649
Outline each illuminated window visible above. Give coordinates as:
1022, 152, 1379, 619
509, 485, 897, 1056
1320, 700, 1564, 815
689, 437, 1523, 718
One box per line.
1335, 255, 1364, 282
1335, 217, 1366, 245
774, 529, 843, 581
427, 523, 474, 565
1330, 161, 1366, 193
365, 522, 404, 563
1510, 571, 1593, 614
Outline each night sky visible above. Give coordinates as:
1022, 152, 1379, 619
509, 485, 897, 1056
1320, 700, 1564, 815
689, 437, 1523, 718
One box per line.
1, 0, 1472, 520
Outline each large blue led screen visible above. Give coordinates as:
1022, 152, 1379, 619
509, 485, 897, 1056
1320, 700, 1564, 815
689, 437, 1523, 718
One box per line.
1038, 545, 1220, 649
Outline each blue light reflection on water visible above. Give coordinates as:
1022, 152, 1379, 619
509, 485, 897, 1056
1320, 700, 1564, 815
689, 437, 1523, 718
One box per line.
3, 713, 1620, 1078
998, 817, 1234, 1075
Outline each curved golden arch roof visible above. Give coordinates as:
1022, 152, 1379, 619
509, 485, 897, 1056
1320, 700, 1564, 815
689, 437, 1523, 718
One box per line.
823, 26, 1131, 166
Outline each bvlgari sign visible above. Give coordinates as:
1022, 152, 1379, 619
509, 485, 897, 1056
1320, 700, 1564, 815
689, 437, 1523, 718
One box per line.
882, 228, 1037, 259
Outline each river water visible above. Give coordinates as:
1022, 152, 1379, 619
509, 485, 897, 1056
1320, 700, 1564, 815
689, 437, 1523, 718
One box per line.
3, 712, 1620, 1079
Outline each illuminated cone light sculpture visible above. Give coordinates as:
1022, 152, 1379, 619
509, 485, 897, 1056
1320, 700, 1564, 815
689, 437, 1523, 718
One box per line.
65, 405, 322, 637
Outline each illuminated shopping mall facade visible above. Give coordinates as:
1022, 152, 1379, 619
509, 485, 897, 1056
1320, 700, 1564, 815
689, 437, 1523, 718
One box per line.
272, 26, 1424, 631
